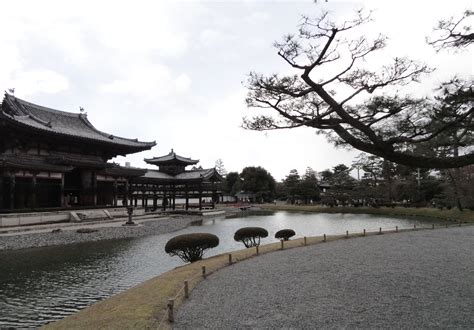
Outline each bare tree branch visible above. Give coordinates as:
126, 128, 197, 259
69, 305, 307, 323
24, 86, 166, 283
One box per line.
428, 10, 474, 51
245, 9, 474, 169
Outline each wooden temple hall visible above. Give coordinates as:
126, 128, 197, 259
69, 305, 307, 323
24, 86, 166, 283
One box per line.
131, 150, 222, 211
0, 93, 222, 213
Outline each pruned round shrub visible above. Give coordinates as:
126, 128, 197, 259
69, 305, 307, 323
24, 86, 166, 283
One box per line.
275, 229, 296, 241
165, 233, 219, 263
234, 227, 268, 248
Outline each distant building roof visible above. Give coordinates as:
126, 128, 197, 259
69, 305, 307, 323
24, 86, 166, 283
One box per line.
144, 149, 199, 166
318, 182, 331, 189
0, 93, 156, 153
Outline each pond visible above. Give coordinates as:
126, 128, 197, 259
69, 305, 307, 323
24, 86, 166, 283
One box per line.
0, 211, 443, 328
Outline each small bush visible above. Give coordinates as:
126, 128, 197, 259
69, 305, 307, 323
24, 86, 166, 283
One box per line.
275, 229, 296, 241
234, 227, 268, 248
165, 233, 219, 263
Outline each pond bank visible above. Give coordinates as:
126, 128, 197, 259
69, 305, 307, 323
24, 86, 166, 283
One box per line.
43, 222, 474, 329
259, 205, 474, 223
0, 215, 202, 251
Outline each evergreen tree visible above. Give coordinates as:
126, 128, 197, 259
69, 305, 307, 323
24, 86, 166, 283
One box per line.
283, 169, 300, 203
299, 167, 320, 203
215, 159, 227, 177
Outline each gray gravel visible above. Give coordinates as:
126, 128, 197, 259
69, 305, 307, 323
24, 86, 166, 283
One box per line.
0, 216, 200, 251
175, 226, 474, 329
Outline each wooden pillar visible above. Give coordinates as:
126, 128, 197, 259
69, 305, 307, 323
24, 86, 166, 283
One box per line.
31, 175, 37, 209
163, 189, 167, 211
153, 187, 158, 210
132, 183, 137, 207
9, 175, 15, 210
92, 171, 97, 206
212, 181, 216, 209
113, 179, 118, 207
0, 176, 4, 210
172, 185, 176, 210
185, 185, 189, 210
124, 179, 130, 206
60, 173, 66, 207
198, 183, 202, 210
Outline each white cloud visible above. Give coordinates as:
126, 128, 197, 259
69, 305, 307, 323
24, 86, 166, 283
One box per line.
199, 29, 223, 46
99, 64, 171, 95
0, 45, 22, 90
84, 2, 188, 58
174, 74, 192, 93
9, 70, 69, 97
244, 11, 270, 23
99, 65, 192, 102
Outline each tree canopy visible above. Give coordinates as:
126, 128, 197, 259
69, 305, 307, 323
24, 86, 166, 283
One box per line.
244, 9, 473, 169
240, 166, 276, 202
223, 171, 241, 195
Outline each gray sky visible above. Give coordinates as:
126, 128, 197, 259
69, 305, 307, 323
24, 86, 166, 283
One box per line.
1, 0, 472, 180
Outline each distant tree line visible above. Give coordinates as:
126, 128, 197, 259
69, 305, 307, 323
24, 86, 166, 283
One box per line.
277, 167, 320, 204
349, 154, 474, 210
220, 156, 473, 210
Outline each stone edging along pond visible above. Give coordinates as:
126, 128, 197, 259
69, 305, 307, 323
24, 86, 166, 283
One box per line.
42, 219, 474, 330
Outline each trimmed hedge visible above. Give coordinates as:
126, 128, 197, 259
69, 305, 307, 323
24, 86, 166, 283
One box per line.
234, 227, 268, 248
165, 233, 219, 263
275, 229, 296, 241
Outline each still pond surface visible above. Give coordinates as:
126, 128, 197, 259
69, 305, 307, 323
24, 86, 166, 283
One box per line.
0, 211, 442, 328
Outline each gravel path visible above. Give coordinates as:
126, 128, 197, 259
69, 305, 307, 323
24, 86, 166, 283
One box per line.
175, 226, 474, 329
0, 216, 201, 250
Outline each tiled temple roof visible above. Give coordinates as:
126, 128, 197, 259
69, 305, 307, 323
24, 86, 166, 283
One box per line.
103, 164, 147, 177
1, 93, 156, 152
47, 152, 109, 168
0, 155, 73, 172
144, 149, 199, 166
140, 167, 221, 183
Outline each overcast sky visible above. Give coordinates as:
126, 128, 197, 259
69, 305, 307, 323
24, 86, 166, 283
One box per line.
1, 0, 472, 181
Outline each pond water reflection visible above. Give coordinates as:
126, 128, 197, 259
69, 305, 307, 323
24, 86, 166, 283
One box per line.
0, 211, 443, 328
